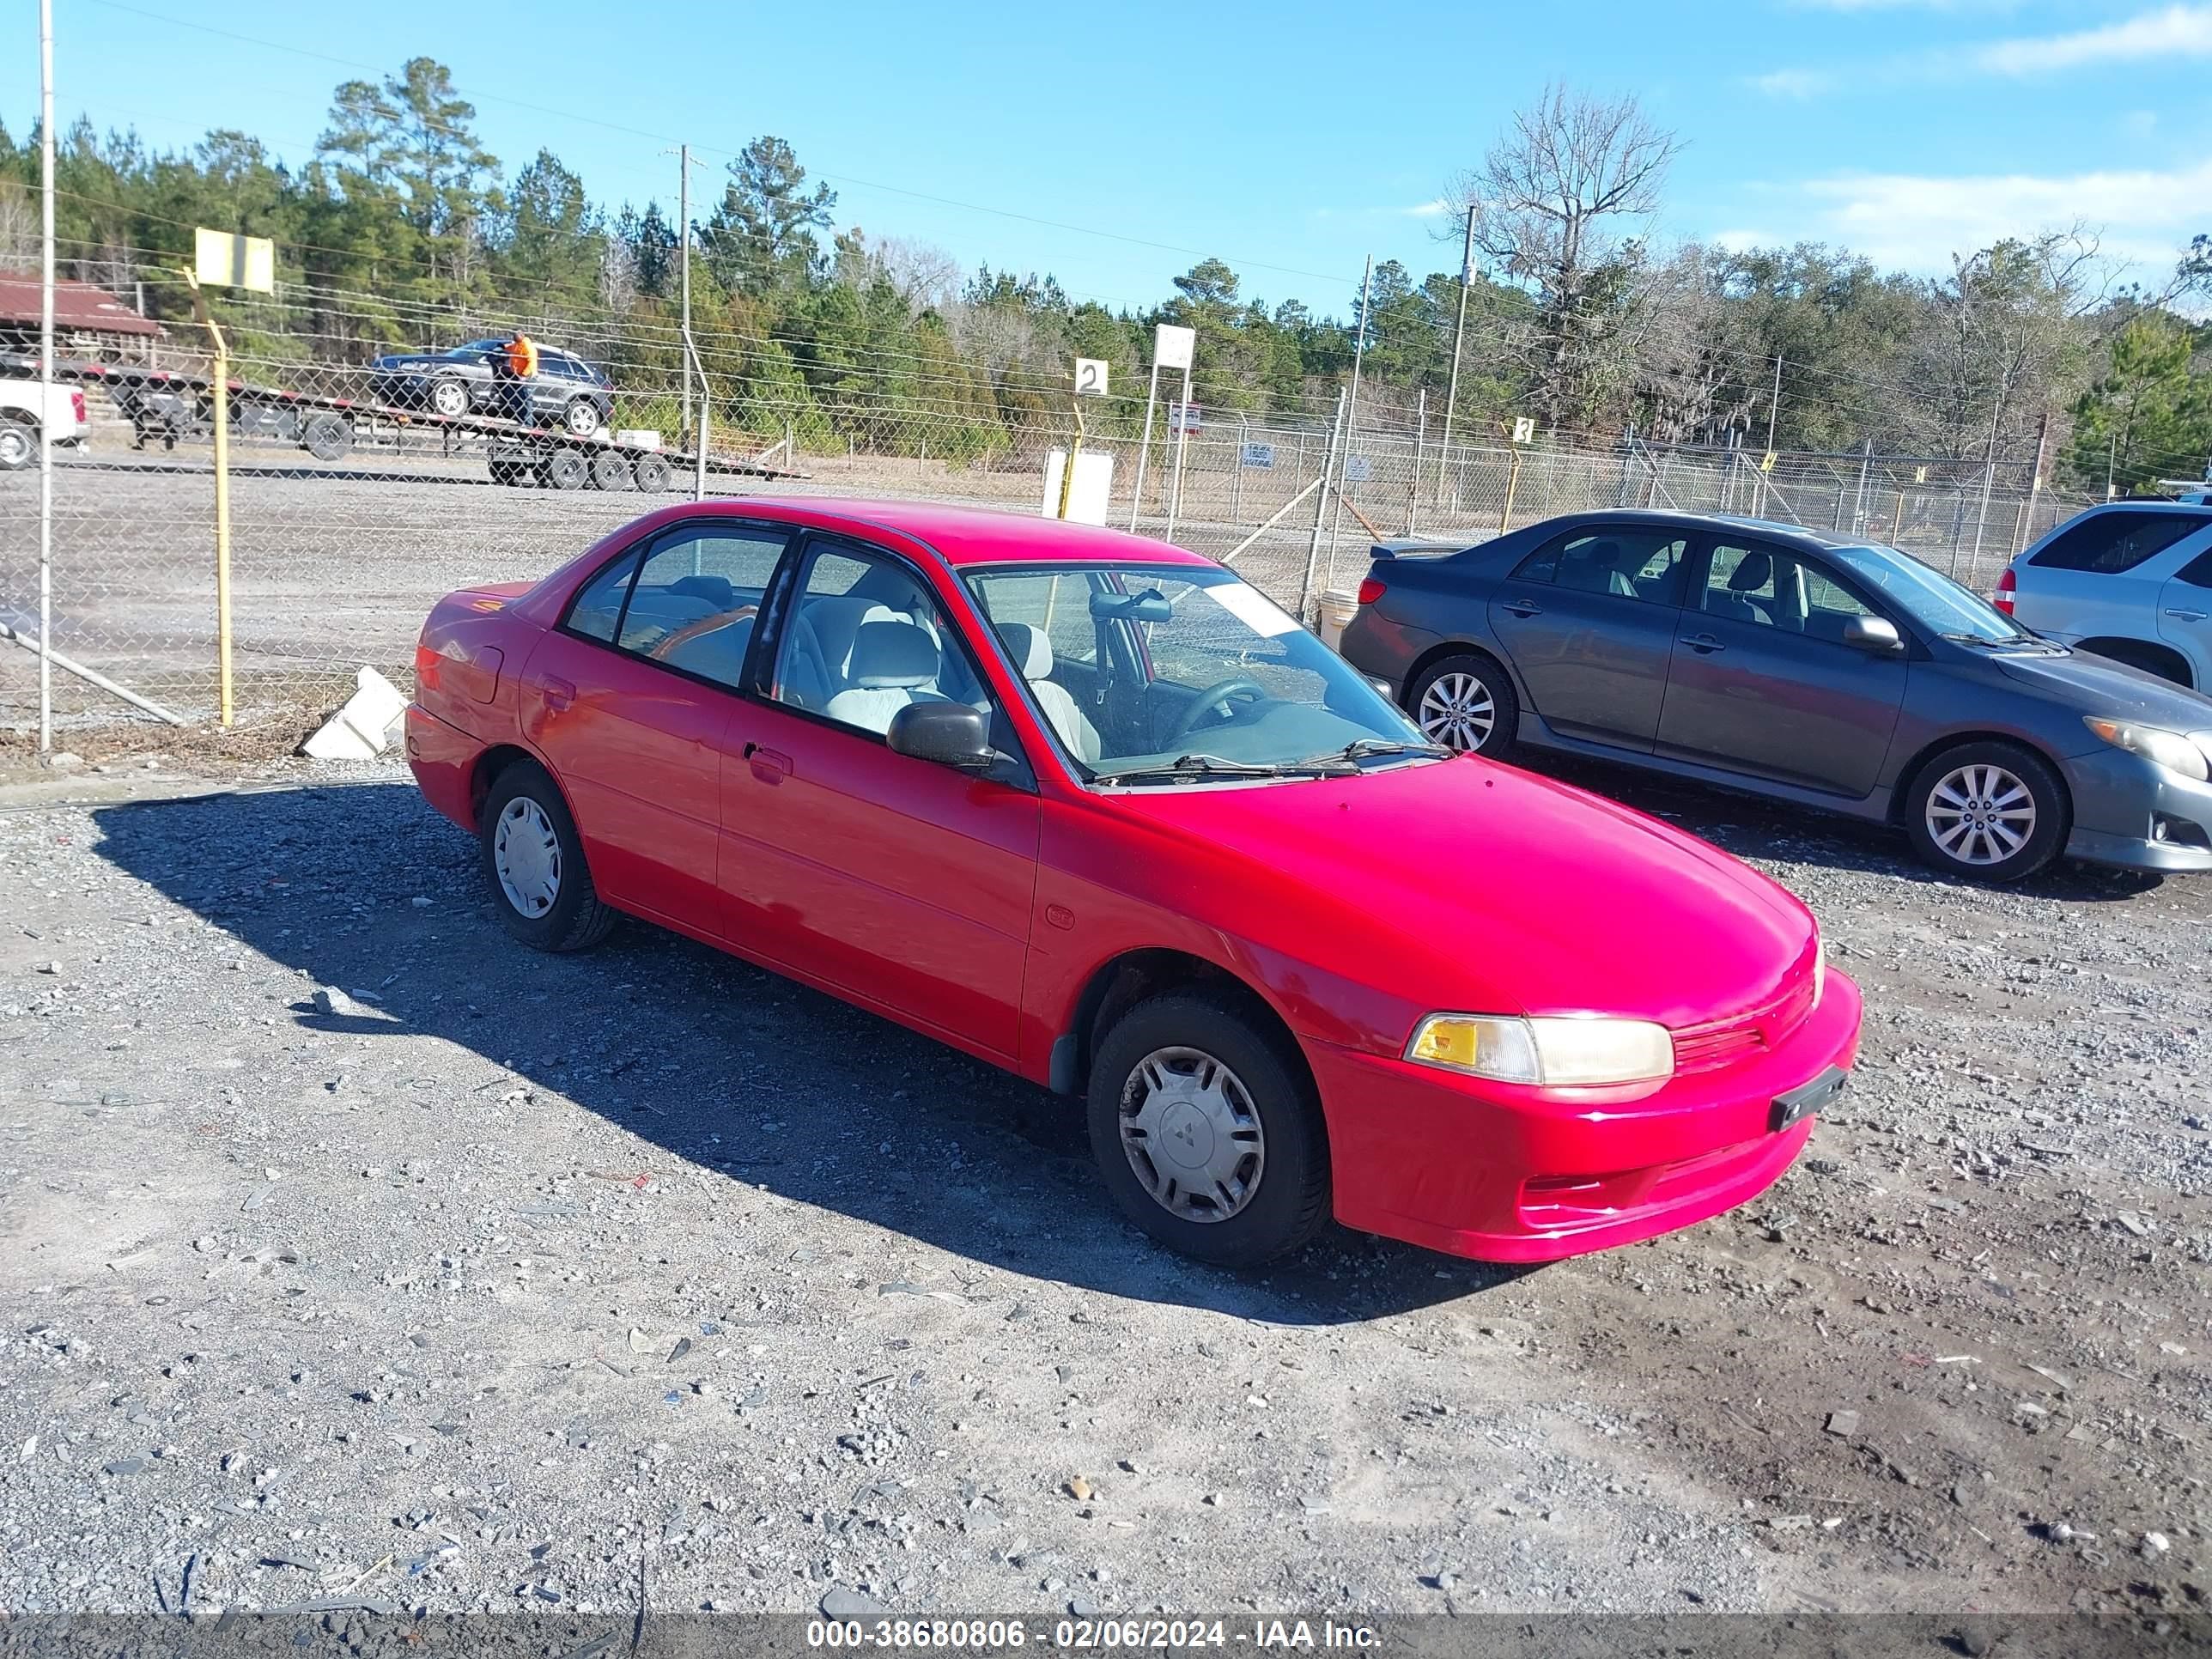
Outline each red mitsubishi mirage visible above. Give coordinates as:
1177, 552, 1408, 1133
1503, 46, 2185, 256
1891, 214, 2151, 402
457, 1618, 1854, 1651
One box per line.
407, 498, 1862, 1267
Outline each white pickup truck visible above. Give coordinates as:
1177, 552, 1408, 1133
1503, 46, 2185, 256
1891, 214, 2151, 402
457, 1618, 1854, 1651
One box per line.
0, 378, 90, 471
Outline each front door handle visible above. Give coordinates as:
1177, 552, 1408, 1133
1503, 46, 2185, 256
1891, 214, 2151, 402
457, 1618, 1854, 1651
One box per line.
2164, 608, 2208, 623
541, 676, 576, 713
744, 741, 793, 784
1684, 634, 1725, 654
1501, 599, 1542, 618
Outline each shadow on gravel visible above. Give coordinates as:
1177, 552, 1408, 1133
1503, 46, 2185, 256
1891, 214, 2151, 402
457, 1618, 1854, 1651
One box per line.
90, 781, 1512, 1325
1525, 752, 2168, 904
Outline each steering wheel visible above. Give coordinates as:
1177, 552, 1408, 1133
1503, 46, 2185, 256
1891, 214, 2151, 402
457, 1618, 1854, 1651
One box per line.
1168, 678, 1267, 744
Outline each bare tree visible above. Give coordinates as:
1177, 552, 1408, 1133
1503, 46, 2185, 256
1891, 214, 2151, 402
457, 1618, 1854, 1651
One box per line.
1446, 83, 1681, 430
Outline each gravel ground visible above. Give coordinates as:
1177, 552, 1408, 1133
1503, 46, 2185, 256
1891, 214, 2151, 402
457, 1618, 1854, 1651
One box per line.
0, 746, 2207, 1626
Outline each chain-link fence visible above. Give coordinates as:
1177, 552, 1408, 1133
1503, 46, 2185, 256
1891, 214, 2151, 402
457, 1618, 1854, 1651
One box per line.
0, 286, 2094, 734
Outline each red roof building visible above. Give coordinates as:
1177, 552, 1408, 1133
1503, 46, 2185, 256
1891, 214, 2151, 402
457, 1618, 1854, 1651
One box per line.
0, 274, 164, 359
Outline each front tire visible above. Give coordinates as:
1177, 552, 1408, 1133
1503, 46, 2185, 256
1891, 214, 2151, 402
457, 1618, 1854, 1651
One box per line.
0, 419, 33, 471
1904, 740, 2068, 883
428, 378, 470, 419
1086, 993, 1330, 1267
1407, 652, 1518, 757
479, 760, 617, 952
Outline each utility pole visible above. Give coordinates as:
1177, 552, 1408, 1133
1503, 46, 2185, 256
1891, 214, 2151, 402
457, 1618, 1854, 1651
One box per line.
677, 145, 693, 450
1764, 354, 1782, 456
1435, 206, 1474, 509
1325, 254, 1373, 571
37, 0, 54, 751
1970, 391, 2004, 566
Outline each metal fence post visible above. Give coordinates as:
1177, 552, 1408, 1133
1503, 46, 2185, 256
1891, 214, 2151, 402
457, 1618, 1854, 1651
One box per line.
1298, 389, 1346, 622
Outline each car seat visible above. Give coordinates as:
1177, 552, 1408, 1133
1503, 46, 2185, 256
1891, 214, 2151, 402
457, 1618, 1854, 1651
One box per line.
1705, 552, 1776, 626
997, 623, 1102, 763
824, 620, 945, 734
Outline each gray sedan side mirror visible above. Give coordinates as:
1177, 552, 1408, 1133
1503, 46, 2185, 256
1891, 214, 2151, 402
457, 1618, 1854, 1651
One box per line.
1843, 616, 1905, 655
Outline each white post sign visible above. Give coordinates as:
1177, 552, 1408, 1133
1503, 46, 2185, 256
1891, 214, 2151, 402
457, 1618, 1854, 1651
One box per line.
1130, 324, 1197, 532
1157, 325, 1199, 540
1511, 416, 1536, 446
1074, 357, 1109, 397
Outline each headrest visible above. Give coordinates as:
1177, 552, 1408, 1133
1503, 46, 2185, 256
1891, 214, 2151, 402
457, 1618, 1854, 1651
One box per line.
668, 574, 734, 609
996, 622, 1054, 678
1729, 552, 1772, 592
848, 620, 939, 689
1583, 538, 1623, 568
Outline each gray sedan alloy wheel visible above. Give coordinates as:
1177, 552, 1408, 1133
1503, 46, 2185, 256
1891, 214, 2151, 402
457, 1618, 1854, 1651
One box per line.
1417, 671, 1496, 751
1117, 1045, 1267, 1224
1923, 761, 2038, 868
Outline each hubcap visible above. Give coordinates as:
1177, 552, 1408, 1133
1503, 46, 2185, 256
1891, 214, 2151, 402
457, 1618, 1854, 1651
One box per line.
1117, 1046, 1266, 1224
1925, 763, 2037, 866
1418, 671, 1496, 751
0, 429, 27, 465
567, 402, 598, 434
493, 798, 562, 917
433, 382, 467, 416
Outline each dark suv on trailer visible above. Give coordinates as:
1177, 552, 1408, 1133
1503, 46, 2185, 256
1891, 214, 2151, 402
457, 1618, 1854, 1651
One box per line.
367, 339, 614, 436
1339, 509, 2212, 884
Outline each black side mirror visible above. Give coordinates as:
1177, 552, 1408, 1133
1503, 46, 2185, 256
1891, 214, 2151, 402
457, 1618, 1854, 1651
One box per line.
886, 702, 993, 770
1842, 615, 1905, 655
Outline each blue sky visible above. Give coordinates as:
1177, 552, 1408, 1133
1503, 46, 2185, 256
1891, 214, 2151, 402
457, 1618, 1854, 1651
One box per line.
15, 0, 2212, 316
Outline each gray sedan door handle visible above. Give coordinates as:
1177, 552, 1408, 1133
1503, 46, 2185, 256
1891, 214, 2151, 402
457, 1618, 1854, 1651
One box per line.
1502, 599, 1542, 618
2165, 608, 2208, 623
1685, 634, 1725, 653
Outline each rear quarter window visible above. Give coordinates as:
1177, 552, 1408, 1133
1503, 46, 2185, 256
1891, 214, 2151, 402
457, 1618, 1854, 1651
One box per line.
2029, 512, 2205, 574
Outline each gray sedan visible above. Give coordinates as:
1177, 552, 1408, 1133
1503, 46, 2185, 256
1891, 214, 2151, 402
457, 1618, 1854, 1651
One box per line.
1338, 510, 2212, 882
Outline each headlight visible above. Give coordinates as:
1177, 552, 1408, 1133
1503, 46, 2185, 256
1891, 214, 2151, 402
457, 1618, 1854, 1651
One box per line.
1406, 1014, 1674, 1085
2083, 717, 2211, 782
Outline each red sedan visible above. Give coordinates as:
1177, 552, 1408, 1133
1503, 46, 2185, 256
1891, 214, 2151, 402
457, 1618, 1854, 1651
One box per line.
407, 498, 1862, 1267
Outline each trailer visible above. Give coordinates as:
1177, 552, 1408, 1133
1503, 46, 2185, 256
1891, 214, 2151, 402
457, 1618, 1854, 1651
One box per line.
0, 350, 805, 491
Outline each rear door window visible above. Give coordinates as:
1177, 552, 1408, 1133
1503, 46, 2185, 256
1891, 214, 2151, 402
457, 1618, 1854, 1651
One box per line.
2029, 512, 2204, 574
1514, 527, 1687, 605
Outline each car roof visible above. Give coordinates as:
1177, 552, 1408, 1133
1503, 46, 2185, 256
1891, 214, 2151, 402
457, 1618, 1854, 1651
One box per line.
720, 497, 1219, 569
1517, 508, 1864, 552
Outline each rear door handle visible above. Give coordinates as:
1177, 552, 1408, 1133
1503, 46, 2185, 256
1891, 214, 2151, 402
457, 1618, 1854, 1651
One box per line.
1501, 599, 1542, 618
1685, 634, 1725, 654
743, 741, 793, 784
2164, 608, 2207, 623
541, 676, 576, 713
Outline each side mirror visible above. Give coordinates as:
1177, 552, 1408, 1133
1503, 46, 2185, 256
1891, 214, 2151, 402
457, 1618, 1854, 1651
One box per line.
886, 702, 993, 770
1364, 674, 1395, 699
1843, 615, 1905, 655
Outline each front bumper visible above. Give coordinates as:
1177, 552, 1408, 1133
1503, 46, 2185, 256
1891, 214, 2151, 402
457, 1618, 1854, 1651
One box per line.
1306, 969, 1863, 1263
2061, 746, 2212, 873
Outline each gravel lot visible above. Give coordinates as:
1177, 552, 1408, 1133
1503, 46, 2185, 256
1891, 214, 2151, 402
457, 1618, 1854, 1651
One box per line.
2, 742, 2207, 1629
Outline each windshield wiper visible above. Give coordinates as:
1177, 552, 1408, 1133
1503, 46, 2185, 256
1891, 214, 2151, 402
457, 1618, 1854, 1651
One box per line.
1091, 751, 1359, 786
1310, 737, 1453, 763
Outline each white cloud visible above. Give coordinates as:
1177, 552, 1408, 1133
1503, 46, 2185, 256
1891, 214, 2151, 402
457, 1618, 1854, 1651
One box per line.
1975, 3, 2212, 74
1401, 198, 1452, 219
1794, 160, 2211, 272
1747, 68, 1832, 98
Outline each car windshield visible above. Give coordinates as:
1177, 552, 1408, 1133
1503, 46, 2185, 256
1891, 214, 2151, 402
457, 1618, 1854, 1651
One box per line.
964, 564, 1431, 784
1823, 543, 2032, 644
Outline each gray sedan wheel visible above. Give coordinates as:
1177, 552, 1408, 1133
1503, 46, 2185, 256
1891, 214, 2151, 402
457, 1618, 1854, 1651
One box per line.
428, 378, 470, 418
1904, 740, 2067, 884
1407, 653, 1518, 757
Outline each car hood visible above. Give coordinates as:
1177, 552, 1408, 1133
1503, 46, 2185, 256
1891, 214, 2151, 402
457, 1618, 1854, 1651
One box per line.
1995, 648, 2212, 731
1105, 757, 1816, 1030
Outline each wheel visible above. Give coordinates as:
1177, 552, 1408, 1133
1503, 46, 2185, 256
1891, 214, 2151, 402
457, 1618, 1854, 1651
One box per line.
1904, 740, 2068, 883
301, 413, 352, 460
0, 419, 33, 471
1407, 652, 1517, 757
632, 453, 672, 493
544, 449, 589, 490
1086, 992, 1330, 1267
564, 397, 604, 438
479, 760, 617, 952
428, 378, 470, 418
589, 450, 635, 490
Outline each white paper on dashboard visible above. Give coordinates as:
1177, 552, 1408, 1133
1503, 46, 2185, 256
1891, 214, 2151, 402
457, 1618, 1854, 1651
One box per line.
1206, 580, 1299, 638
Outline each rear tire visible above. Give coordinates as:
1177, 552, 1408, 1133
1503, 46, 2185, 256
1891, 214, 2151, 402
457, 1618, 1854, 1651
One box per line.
479, 760, 617, 952
1903, 739, 2068, 884
633, 453, 672, 493
1407, 652, 1518, 757
0, 419, 33, 471
564, 397, 604, 438
1086, 992, 1330, 1267
589, 450, 635, 490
